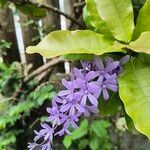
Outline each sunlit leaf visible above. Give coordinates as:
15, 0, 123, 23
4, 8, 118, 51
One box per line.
132, 0, 150, 40
119, 54, 150, 139
85, 0, 112, 37
26, 30, 124, 58
95, 0, 135, 42
126, 31, 150, 54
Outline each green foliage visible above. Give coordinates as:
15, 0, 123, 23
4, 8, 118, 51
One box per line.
119, 54, 150, 139
29, 84, 56, 106
95, 0, 135, 42
132, 0, 150, 40
85, 0, 112, 37
0, 40, 11, 49
16, 4, 46, 18
126, 31, 150, 54
0, 62, 22, 96
26, 30, 124, 58
0, 130, 23, 149
0, 62, 56, 148
63, 119, 112, 150
63, 119, 89, 149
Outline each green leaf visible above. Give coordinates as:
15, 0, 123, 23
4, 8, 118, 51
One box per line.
89, 136, 100, 150
83, 5, 95, 30
85, 0, 112, 37
119, 54, 150, 139
90, 120, 111, 138
78, 139, 89, 150
63, 136, 72, 149
126, 31, 150, 54
26, 30, 124, 58
132, 0, 150, 40
16, 4, 46, 18
95, 0, 135, 42
63, 119, 89, 149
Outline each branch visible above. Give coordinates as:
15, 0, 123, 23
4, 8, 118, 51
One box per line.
10, 0, 84, 28
23, 57, 65, 83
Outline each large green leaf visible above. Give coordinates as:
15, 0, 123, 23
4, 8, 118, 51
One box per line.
85, 0, 112, 37
26, 30, 124, 58
119, 54, 150, 139
132, 0, 150, 40
95, 0, 135, 42
126, 31, 150, 54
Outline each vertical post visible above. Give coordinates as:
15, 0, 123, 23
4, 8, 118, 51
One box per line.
0, 7, 21, 65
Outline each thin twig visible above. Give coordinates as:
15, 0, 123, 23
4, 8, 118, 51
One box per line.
23, 57, 65, 83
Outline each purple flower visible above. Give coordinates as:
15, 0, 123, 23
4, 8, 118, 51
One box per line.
105, 55, 130, 74
94, 57, 119, 78
73, 67, 98, 81
47, 106, 61, 126
28, 143, 37, 150
33, 130, 43, 142
81, 60, 93, 72
60, 93, 85, 115
58, 79, 78, 97
95, 75, 118, 100
28, 55, 129, 150
76, 78, 99, 106
55, 112, 81, 136
52, 96, 66, 107
40, 141, 52, 150
40, 123, 54, 142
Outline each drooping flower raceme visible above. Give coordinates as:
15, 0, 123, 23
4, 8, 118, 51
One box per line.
28, 56, 129, 150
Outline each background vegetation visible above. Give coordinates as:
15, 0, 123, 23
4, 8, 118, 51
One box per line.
0, 0, 150, 150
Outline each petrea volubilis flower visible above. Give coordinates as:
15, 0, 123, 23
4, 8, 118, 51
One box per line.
28, 55, 129, 150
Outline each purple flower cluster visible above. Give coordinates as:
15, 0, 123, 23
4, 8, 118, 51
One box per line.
28, 56, 129, 150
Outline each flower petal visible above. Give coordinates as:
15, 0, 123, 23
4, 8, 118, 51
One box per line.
102, 89, 109, 100
81, 94, 87, 106
85, 71, 98, 81
58, 90, 71, 96
107, 84, 118, 92
60, 103, 71, 112
94, 57, 104, 70
88, 93, 98, 106
75, 104, 85, 113
119, 55, 130, 65
105, 61, 119, 72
